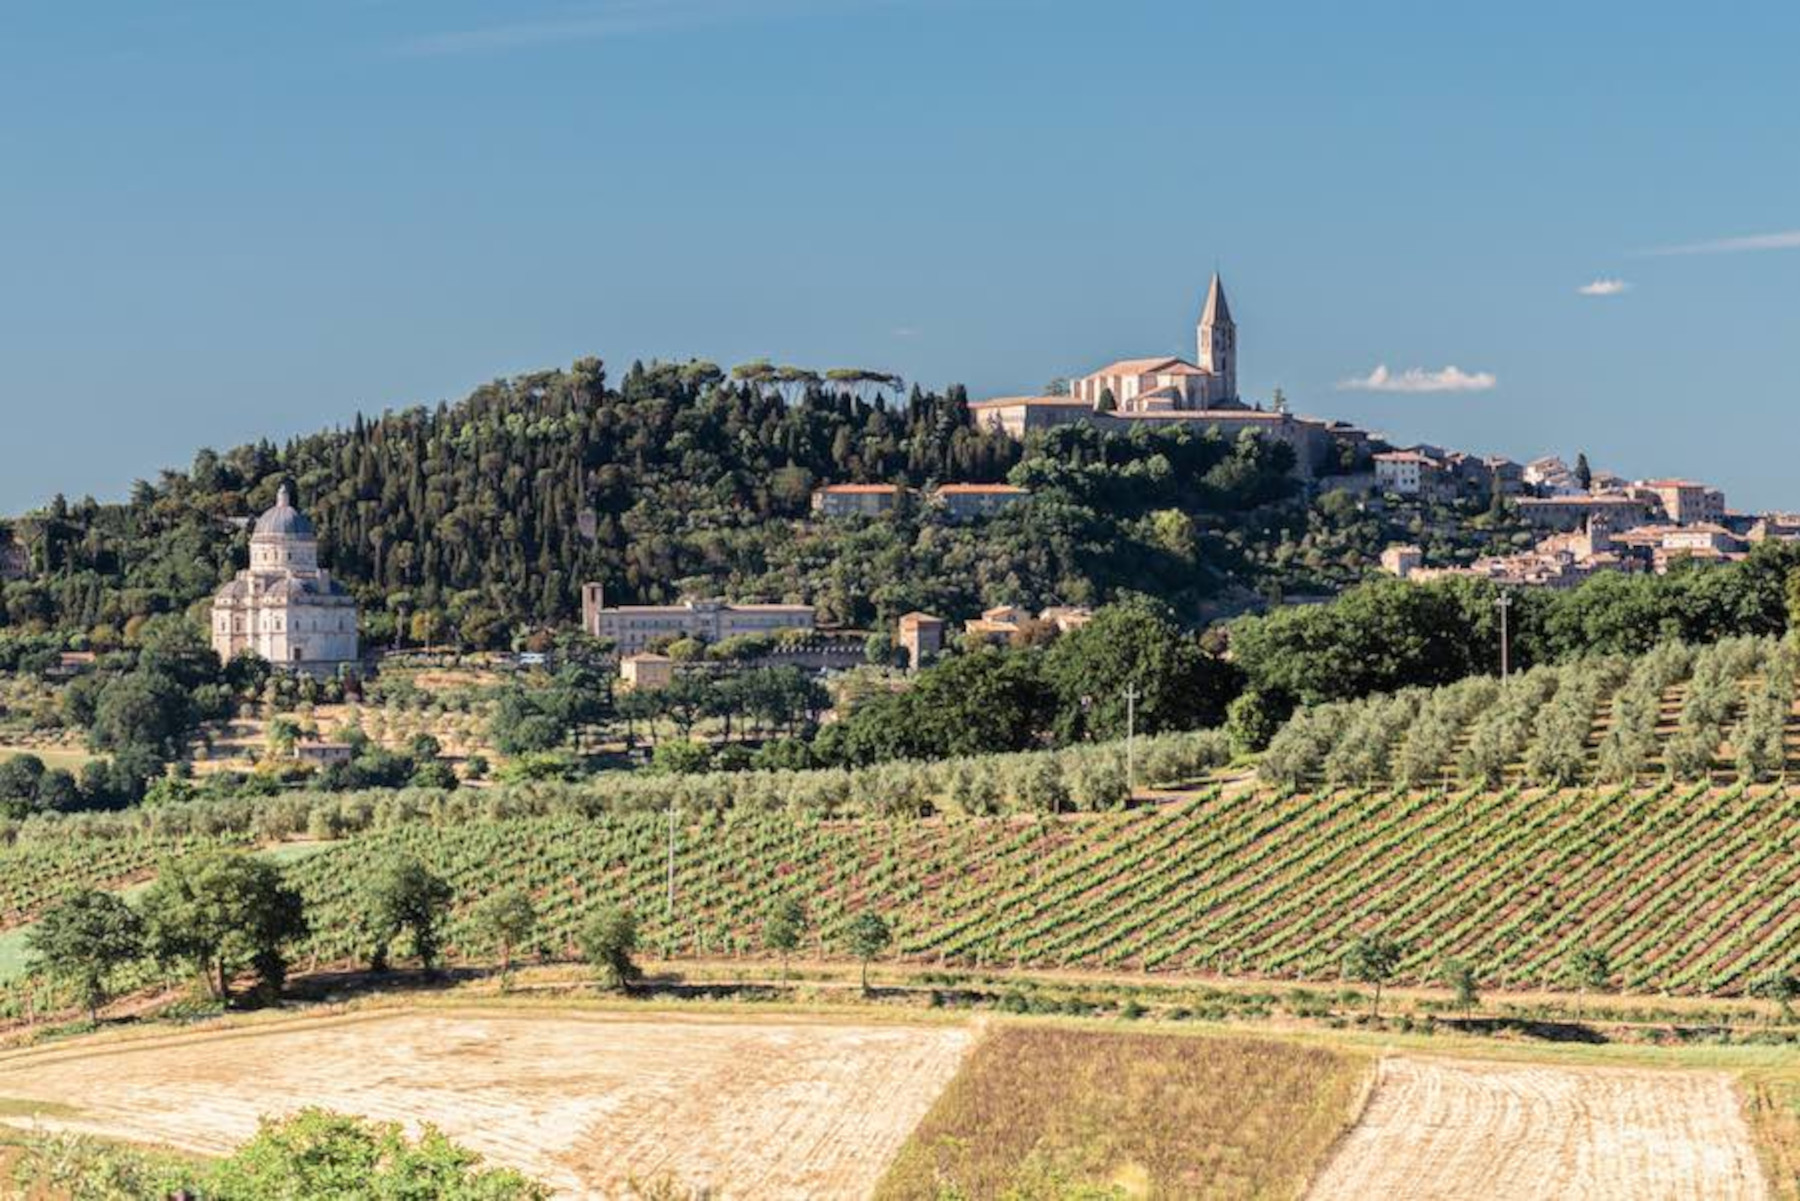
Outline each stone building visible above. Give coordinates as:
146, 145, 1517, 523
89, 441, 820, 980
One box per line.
966, 274, 1357, 478
930, 483, 1029, 521
1070, 274, 1241, 410
896, 612, 945, 670
811, 484, 904, 518
580, 584, 815, 654
210, 486, 359, 672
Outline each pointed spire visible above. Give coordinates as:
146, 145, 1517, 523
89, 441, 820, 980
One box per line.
1201, 272, 1233, 326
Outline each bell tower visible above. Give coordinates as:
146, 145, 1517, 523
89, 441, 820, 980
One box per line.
1197, 272, 1237, 404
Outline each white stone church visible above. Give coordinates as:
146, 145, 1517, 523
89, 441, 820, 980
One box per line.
211, 485, 359, 672
1070, 273, 1244, 411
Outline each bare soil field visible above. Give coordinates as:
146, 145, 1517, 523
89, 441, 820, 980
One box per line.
1310, 1055, 1770, 1200
0, 1008, 974, 1199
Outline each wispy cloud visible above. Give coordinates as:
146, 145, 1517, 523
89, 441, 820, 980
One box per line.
1578, 278, 1630, 296
1336, 364, 1497, 394
398, 0, 891, 57
1638, 229, 1800, 257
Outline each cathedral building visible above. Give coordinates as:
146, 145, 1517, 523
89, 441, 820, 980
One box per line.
211, 486, 359, 672
1070, 274, 1243, 411
968, 272, 1367, 478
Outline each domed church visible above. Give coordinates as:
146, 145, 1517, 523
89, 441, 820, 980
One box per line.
210, 485, 359, 672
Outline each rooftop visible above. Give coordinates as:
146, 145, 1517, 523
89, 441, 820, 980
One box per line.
815, 483, 902, 494
1087, 356, 1186, 378
969, 395, 1094, 410
934, 483, 1028, 495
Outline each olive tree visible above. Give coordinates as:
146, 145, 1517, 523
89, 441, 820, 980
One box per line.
763, 897, 808, 982
141, 851, 308, 1003
580, 906, 640, 992
847, 912, 892, 995
469, 887, 538, 992
363, 857, 455, 974
26, 890, 145, 1022
1343, 933, 1403, 1020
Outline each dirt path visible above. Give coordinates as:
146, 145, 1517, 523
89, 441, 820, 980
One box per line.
1308, 1056, 1769, 1200
0, 1008, 974, 1199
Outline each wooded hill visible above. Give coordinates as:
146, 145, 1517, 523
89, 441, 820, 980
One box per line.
0, 358, 1345, 646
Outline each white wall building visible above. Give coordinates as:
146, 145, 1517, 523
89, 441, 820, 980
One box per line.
211, 486, 359, 672
1070, 274, 1241, 411
581, 584, 815, 653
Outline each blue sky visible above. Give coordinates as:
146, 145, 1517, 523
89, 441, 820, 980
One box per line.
3, 0, 1799, 511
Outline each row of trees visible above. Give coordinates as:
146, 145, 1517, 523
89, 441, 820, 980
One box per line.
26, 852, 905, 1023
1229, 543, 1800, 744
1344, 933, 1617, 1022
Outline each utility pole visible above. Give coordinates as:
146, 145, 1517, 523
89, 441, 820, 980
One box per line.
1124, 683, 1140, 796
1495, 591, 1514, 679
666, 800, 677, 954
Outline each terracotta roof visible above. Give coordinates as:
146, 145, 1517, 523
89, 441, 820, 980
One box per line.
1519, 495, 1643, 506
1111, 410, 1284, 423
898, 611, 944, 625
1084, 357, 1185, 378
816, 483, 902, 494
1643, 479, 1705, 489
1374, 451, 1440, 465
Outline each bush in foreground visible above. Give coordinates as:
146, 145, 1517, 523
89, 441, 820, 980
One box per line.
12, 1108, 550, 1199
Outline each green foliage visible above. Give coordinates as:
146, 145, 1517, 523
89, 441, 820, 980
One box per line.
25, 889, 144, 1020
1439, 957, 1479, 1016
140, 850, 307, 1002
468, 887, 538, 988
6, 1108, 550, 1200
763, 896, 808, 977
1343, 933, 1403, 1017
580, 905, 641, 991
363, 856, 455, 972
848, 911, 893, 991
1259, 638, 1787, 790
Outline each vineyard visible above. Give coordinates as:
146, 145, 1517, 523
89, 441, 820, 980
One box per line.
1260, 636, 1800, 790
5, 652, 1800, 1006
250, 777, 1800, 997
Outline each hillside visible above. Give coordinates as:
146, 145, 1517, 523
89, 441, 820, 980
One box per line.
0, 356, 1519, 645
1259, 636, 1798, 790
5, 772, 1796, 1009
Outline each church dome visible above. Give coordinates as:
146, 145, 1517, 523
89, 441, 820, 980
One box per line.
253, 485, 315, 539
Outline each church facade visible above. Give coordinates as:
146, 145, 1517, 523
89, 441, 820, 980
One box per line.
211, 486, 359, 672
968, 273, 1369, 478
1070, 274, 1242, 411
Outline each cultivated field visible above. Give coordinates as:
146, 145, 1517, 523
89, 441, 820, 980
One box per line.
1311, 1056, 1770, 1200
0, 1009, 974, 1198
878, 1025, 1366, 1199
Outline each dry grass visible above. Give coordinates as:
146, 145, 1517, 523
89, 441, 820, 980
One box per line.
1314, 1056, 1769, 1200
0, 1008, 972, 1199
1747, 1080, 1800, 1200
875, 1024, 1367, 1200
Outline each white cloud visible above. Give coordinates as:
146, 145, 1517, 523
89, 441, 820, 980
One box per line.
398, 0, 901, 57
1336, 364, 1497, 394
1578, 278, 1630, 296
1639, 229, 1800, 257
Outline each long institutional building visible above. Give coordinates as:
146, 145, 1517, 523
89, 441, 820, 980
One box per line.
580, 584, 815, 654
968, 275, 1364, 475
